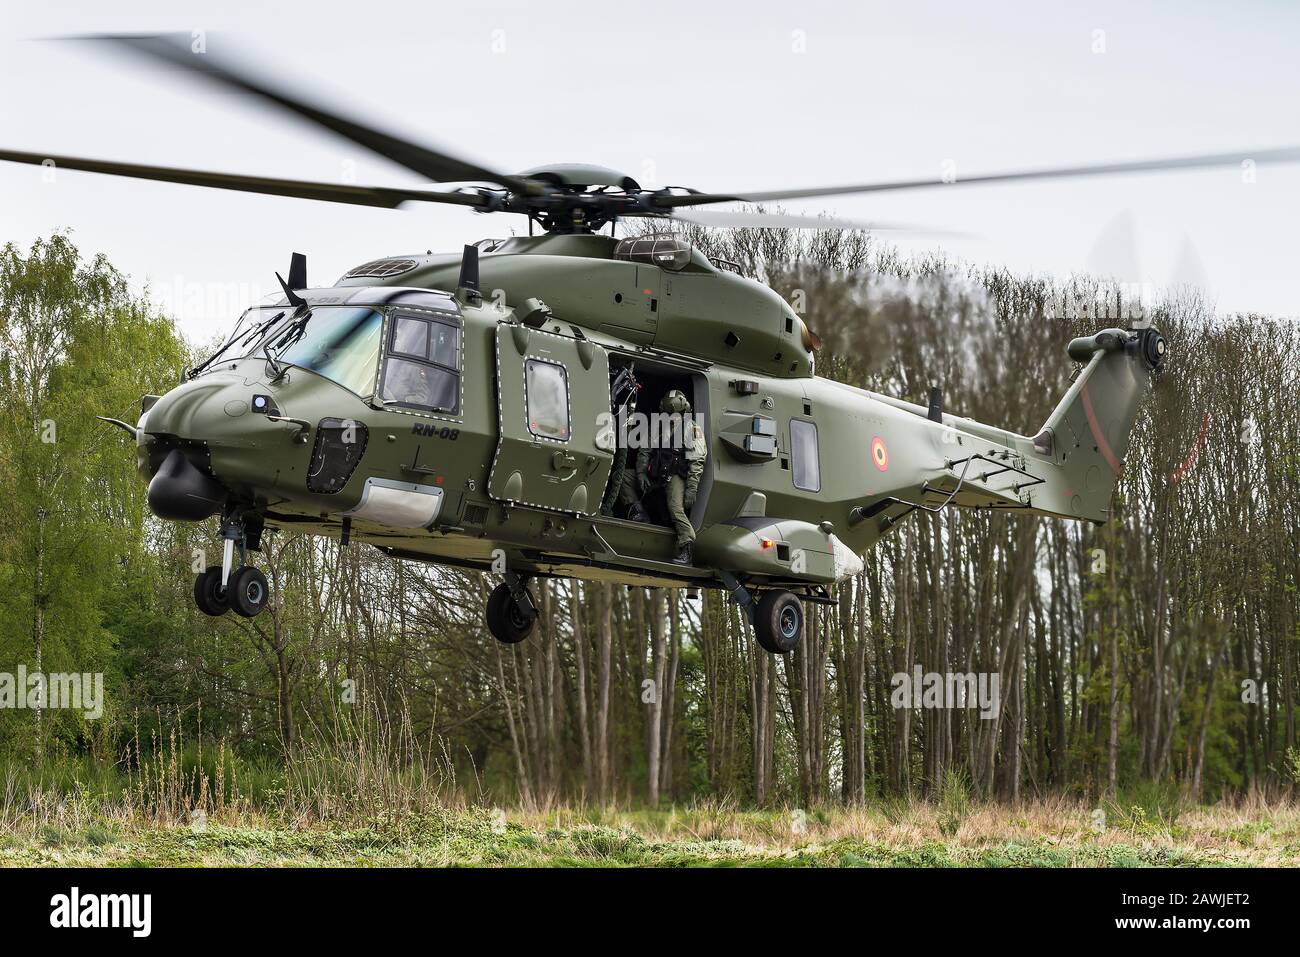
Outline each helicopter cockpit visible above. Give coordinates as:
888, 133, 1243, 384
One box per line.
194, 298, 461, 419
196, 304, 384, 398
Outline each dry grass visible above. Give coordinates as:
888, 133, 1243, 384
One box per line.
280, 694, 458, 827
2, 785, 1296, 867
2, 796, 1295, 867
484, 793, 1300, 867
2, 711, 1294, 866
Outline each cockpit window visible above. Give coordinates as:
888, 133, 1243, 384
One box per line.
387, 314, 459, 367
378, 312, 462, 414
191, 304, 383, 398
391, 316, 428, 358
274, 307, 383, 397
429, 322, 460, 368
191, 306, 287, 375
381, 357, 458, 411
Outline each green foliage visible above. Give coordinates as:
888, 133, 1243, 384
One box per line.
937, 769, 972, 837
1104, 780, 1184, 837
0, 233, 189, 755
1284, 749, 1300, 786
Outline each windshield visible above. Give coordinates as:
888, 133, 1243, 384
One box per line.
269, 306, 383, 396
192, 306, 288, 374
194, 305, 383, 397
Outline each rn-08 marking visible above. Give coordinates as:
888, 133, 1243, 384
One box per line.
412, 423, 461, 439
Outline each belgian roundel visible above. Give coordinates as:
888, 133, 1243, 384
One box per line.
870, 436, 889, 472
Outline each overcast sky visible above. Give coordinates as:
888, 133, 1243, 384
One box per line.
3, 0, 1298, 342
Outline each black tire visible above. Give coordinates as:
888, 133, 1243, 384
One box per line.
228, 566, 270, 618
486, 583, 537, 644
754, 589, 803, 654
193, 566, 230, 617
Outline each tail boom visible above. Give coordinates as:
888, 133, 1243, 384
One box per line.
867, 327, 1165, 526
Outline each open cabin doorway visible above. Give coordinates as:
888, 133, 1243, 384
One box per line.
599, 355, 711, 535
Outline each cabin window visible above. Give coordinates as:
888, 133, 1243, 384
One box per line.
790, 418, 821, 492
379, 312, 461, 414
525, 358, 571, 441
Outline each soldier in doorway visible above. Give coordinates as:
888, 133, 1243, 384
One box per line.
617, 390, 706, 565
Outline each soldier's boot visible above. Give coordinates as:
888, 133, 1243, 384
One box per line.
627, 501, 652, 524
672, 541, 694, 566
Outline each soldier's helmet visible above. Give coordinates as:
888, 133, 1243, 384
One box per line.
660, 390, 691, 414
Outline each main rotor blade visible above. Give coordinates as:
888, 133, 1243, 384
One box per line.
68, 33, 539, 194
0, 148, 490, 209
666, 209, 970, 236
656, 146, 1300, 208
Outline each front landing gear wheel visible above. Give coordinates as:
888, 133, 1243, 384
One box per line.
193, 566, 230, 617
486, 582, 538, 644
228, 566, 270, 618
754, 589, 803, 655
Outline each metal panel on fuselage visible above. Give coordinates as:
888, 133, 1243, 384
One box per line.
487, 323, 614, 515
697, 365, 948, 556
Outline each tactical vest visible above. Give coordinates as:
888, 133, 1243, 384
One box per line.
646, 446, 689, 483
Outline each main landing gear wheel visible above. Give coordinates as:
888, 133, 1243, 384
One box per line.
228, 566, 270, 618
754, 589, 804, 655
193, 565, 230, 617
486, 582, 538, 644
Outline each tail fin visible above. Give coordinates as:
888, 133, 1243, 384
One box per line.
1031, 326, 1166, 522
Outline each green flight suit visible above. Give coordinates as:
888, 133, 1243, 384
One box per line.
620, 419, 705, 548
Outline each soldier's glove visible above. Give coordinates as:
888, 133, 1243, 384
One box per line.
684, 489, 697, 509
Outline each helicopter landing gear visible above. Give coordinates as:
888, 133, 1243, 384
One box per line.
486, 573, 538, 644
718, 572, 804, 655
228, 566, 269, 618
753, 589, 804, 655
192, 512, 270, 619
194, 565, 230, 616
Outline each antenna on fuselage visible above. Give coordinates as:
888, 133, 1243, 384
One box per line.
287, 252, 306, 290
927, 386, 944, 423
456, 244, 482, 304
276, 251, 308, 308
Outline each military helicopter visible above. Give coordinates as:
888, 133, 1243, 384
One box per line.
5, 35, 1293, 653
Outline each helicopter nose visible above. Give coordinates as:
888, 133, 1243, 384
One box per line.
138, 373, 281, 518
142, 375, 241, 439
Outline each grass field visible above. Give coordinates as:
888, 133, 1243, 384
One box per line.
4, 800, 1296, 867
3, 735, 1294, 867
